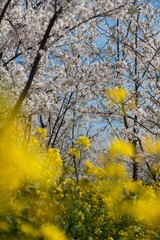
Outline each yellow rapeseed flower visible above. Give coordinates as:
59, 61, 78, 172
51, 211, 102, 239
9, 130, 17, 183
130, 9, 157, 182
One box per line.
76, 136, 90, 150
20, 223, 36, 237
105, 162, 128, 179
35, 127, 47, 139
85, 161, 95, 175
41, 224, 67, 240
0, 127, 42, 213
109, 139, 134, 157
143, 135, 160, 154
124, 180, 143, 194
68, 147, 80, 159
130, 199, 160, 226
106, 86, 128, 104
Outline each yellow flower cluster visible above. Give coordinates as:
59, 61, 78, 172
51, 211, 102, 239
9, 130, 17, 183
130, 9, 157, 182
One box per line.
68, 147, 80, 159
19, 223, 67, 240
120, 184, 160, 226
35, 127, 47, 139
44, 148, 63, 182
106, 86, 128, 104
0, 126, 42, 213
84, 152, 160, 233
143, 135, 160, 154
76, 136, 91, 150
109, 139, 135, 157
41, 224, 67, 240
0, 123, 67, 239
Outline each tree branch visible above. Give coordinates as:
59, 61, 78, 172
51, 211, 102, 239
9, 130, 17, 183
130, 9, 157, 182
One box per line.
0, 0, 11, 25
0, 6, 62, 133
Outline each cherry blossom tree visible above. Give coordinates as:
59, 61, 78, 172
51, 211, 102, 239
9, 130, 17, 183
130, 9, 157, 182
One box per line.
0, 0, 159, 182
0, 0, 130, 138
81, 0, 160, 181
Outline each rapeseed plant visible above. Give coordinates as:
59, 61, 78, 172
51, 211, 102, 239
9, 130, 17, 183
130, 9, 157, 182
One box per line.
1, 116, 160, 240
